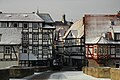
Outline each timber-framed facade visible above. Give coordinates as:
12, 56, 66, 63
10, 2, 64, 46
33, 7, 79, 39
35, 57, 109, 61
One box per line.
0, 12, 55, 68
84, 12, 120, 67
63, 20, 86, 69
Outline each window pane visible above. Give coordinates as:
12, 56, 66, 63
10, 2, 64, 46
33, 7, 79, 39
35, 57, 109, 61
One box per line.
33, 34, 38, 41
33, 47, 38, 55
23, 34, 28, 41
5, 46, 11, 54
32, 23, 38, 29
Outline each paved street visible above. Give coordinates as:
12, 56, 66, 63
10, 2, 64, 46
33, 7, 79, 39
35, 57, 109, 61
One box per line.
19, 71, 111, 80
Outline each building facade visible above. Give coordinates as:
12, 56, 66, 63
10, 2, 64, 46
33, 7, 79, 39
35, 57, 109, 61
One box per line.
54, 14, 73, 67
84, 12, 120, 67
63, 20, 86, 69
0, 12, 55, 68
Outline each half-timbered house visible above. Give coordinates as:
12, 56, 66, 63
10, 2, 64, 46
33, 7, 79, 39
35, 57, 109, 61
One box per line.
63, 19, 86, 69
84, 12, 120, 67
54, 14, 73, 65
0, 11, 55, 68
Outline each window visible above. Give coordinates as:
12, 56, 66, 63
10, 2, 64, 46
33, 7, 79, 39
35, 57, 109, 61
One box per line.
23, 34, 28, 41
5, 46, 11, 54
33, 47, 38, 55
23, 23, 28, 29
33, 34, 38, 41
32, 23, 38, 29
1, 22, 7, 27
43, 34, 48, 41
43, 47, 48, 54
116, 34, 120, 40
13, 22, 18, 27
23, 48, 28, 53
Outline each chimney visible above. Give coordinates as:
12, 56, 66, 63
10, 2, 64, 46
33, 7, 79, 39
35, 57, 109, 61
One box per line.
117, 11, 120, 18
62, 14, 67, 24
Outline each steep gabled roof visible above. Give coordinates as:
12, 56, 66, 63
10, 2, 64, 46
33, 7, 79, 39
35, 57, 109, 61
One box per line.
85, 14, 120, 44
64, 19, 84, 39
37, 13, 54, 23
0, 13, 44, 22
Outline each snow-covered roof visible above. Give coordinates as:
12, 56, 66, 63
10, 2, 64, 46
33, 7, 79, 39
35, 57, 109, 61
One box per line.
85, 14, 120, 44
0, 28, 22, 45
37, 13, 54, 23
64, 19, 84, 39
43, 25, 55, 29
0, 13, 44, 22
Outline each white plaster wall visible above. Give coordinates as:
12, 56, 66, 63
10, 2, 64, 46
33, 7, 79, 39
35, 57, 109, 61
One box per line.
0, 61, 18, 69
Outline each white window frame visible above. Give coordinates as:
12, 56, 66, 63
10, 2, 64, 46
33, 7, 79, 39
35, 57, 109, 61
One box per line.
33, 34, 38, 41
43, 34, 48, 41
23, 34, 28, 41
33, 47, 38, 55
116, 34, 120, 40
5, 46, 11, 54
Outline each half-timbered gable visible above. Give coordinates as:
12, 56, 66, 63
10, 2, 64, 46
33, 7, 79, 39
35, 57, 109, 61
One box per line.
63, 19, 86, 69
84, 12, 120, 67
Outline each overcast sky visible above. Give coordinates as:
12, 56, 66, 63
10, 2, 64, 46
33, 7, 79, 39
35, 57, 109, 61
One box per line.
0, 0, 120, 22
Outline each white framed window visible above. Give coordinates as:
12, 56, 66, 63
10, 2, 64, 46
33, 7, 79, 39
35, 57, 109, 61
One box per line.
23, 48, 28, 53
43, 34, 48, 41
43, 47, 48, 54
33, 47, 38, 55
32, 23, 38, 29
33, 34, 38, 41
23, 34, 28, 41
5, 46, 11, 54
23, 23, 28, 29
116, 34, 120, 40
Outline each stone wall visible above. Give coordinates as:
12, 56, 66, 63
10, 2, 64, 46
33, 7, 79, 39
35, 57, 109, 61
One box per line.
34, 66, 48, 72
83, 67, 120, 80
83, 67, 111, 78
0, 69, 9, 80
9, 66, 34, 78
110, 68, 120, 80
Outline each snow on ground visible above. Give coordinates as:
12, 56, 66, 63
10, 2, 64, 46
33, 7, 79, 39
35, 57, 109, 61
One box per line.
10, 71, 111, 80
48, 71, 111, 80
